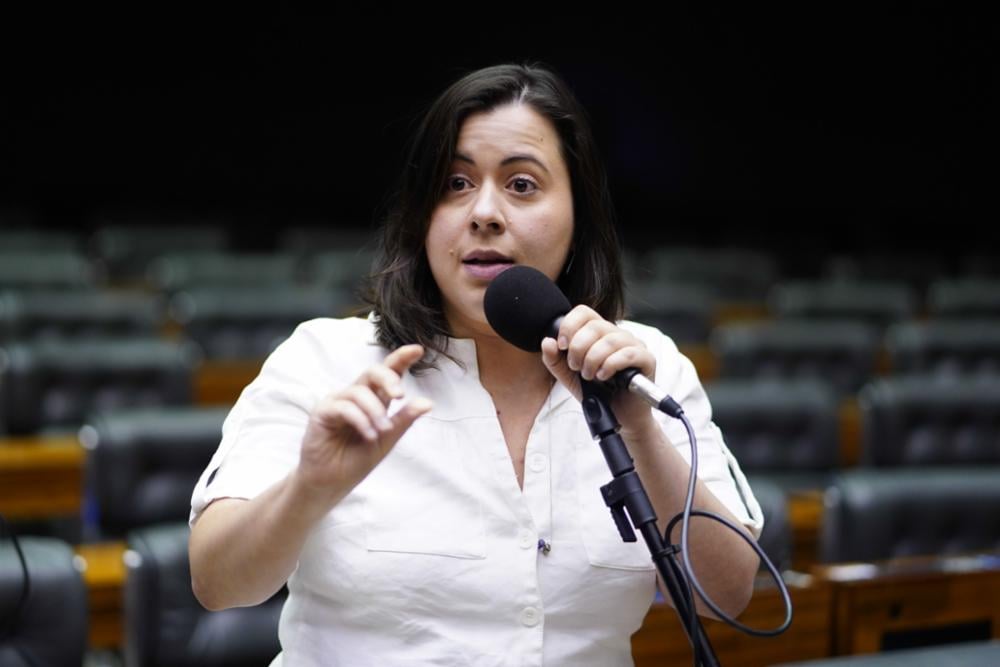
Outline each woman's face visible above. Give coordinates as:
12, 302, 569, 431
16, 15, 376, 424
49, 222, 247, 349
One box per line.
425, 103, 575, 339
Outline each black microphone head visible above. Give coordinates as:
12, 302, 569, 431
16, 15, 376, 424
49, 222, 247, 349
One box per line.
484, 265, 571, 352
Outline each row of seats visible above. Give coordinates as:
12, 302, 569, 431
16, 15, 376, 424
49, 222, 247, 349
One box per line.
7, 465, 997, 666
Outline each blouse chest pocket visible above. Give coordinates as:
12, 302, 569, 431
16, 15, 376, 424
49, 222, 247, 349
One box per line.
575, 438, 657, 572
360, 418, 488, 560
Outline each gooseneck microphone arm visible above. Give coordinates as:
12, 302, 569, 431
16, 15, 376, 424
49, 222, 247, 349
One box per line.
579, 378, 721, 667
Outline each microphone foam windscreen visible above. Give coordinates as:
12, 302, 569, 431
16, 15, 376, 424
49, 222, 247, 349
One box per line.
484, 265, 571, 352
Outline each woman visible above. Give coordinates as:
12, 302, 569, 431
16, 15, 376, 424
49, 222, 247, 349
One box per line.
189, 62, 763, 666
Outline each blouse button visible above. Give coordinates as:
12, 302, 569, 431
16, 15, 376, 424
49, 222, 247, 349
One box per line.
518, 530, 535, 549
528, 453, 548, 472
520, 606, 541, 627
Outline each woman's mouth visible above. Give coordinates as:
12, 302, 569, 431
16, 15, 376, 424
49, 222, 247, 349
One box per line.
461, 251, 515, 281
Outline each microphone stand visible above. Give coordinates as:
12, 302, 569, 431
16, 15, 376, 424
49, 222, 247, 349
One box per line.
579, 378, 721, 667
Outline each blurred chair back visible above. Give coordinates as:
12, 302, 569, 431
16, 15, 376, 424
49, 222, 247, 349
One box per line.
708, 378, 840, 488
125, 522, 283, 667
0, 338, 198, 435
149, 253, 302, 292
171, 286, 352, 360
712, 320, 879, 395
0, 536, 88, 667
0, 252, 96, 290
91, 223, 228, 282
768, 280, 917, 331
859, 376, 1000, 467
625, 283, 716, 344
0, 290, 165, 342
928, 279, 1000, 319
748, 477, 792, 571
819, 468, 1000, 563
885, 320, 1000, 378
82, 406, 229, 537
646, 247, 779, 303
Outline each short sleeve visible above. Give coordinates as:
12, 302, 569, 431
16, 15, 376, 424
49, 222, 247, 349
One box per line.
622, 321, 765, 539
189, 320, 336, 526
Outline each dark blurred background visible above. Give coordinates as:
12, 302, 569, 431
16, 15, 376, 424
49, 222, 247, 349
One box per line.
2, 10, 995, 268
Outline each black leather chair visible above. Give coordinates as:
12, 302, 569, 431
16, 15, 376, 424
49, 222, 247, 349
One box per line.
712, 321, 880, 395
819, 468, 1000, 563
645, 247, 779, 303
90, 223, 228, 283
885, 320, 1000, 378
82, 406, 230, 537
0, 289, 165, 342
747, 476, 792, 572
125, 522, 283, 667
0, 535, 88, 667
859, 376, 1000, 467
625, 282, 716, 344
0, 252, 96, 289
149, 253, 304, 292
171, 286, 352, 360
768, 280, 917, 331
707, 378, 840, 491
0, 338, 199, 435
823, 253, 947, 292
927, 279, 1000, 319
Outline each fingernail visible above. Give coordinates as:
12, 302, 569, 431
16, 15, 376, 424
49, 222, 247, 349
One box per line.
596, 368, 608, 381
558, 336, 568, 350
364, 428, 378, 440
377, 417, 393, 431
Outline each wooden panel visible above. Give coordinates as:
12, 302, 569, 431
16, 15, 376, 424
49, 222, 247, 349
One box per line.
788, 490, 824, 572
679, 344, 717, 384
194, 360, 262, 405
0, 436, 84, 518
838, 399, 861, 467
633, 574, 832, 667
815, 553, 1000, 656
75, 541, 127, 649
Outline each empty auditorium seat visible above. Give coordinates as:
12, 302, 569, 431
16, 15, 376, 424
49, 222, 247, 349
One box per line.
81, 406, 229, 537
748, 477, 793, 571
0, 535, 88, 667
707, 378, 840, 489
859, 376, 1000, 467
927, 279, 1000, 319
124, 522, 283, 667
307, 249, 377, 292
0, 338, 199, 435
149, 253, 303, 292
885, 320, 1000, 378
769, 280, 917, 331
626, 282, 716, 344
0, 229, 81, 252
0, 252, 96, 289
170, 286, 353, 360
712, 321, 880, 395
0, 289, 165, 342
90, 223, 228, 282
823, 253, 947, 291
819, 468, 1000, 563
645, 247, 779, 302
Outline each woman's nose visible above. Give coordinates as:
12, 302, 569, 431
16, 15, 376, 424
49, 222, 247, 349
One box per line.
469, 181, 506, 233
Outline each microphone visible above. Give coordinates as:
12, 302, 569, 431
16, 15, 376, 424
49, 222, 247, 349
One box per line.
483, 265, 683, 418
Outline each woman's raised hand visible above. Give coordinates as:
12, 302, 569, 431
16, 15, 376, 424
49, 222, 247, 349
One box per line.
295, 344, 432, 506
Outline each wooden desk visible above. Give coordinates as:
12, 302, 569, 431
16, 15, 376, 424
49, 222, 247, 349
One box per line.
0, 435, 84, 519
194, 360, 261, 405
75, 541, 127, 649
633, 573, 832, 667
814, 553, 1000, 656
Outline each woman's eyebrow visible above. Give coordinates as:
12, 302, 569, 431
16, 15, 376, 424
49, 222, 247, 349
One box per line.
454, 152, 550, 175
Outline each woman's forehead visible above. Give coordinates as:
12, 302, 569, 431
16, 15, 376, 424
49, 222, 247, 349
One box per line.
454, 104, 565, 171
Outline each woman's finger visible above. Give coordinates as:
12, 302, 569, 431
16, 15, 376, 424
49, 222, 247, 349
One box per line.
343, 385, 394, 433
580, 331, 635, 380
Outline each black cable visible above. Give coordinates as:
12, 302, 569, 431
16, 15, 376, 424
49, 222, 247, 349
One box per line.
658, 405, 793, 639
0, 512, 32, 640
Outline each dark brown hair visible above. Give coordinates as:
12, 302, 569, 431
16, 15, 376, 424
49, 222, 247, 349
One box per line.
362, 62, 624, 369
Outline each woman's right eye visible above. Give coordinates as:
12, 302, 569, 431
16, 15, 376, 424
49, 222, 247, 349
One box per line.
446, 176, 471, 192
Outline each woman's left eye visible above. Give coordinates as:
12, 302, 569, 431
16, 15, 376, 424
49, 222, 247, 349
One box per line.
510, 177, 537, 194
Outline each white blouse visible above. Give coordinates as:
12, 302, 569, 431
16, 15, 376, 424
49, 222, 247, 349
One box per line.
190, 316, 763, 667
